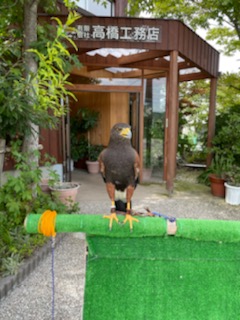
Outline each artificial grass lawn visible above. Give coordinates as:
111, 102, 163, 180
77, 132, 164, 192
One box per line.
25, 214, 240, 319
83, 219, 240, 320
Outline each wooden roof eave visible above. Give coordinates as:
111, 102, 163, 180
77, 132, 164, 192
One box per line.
117, 50, 169, 65
38, 12, 219, 78
112, 69, 166, 79
65, 84, 142, 92
70, 66, 115, 78
179, 71, 211, 82
76, 50, 171, 72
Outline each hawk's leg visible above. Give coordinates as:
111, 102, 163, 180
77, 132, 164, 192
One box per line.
122, 201, 139, 231
104, 213, 119, 230
104, 183, 119, 230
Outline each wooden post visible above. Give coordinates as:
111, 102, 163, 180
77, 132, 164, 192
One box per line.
166, 50, 179, 194
206, 77, 217, 166
139, 73, 144, 182
115, 0, 128, 16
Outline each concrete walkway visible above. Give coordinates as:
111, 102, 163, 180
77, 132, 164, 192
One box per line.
74, 169, 240, 221
0, 169, 239, 320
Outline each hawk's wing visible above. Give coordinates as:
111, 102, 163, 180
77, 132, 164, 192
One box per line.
98, 149, 106, 182
99, 148, 140, 186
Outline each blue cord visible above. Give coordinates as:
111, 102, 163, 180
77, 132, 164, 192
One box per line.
151, 211, 176, 222
51, 237, 55, 320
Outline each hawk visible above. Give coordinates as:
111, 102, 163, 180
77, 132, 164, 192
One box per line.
98, 123, 140, 230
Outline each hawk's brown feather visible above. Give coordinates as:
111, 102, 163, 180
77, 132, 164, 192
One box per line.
99, 123, 140, 212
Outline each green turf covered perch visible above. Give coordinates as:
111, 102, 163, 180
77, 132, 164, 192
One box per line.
25, 213, 240, 242
25, 214, 240, 319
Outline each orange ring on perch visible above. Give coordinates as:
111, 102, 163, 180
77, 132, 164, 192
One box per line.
38, 210, 57, 237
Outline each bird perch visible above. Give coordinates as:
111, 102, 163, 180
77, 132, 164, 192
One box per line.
25, 213, 240, 242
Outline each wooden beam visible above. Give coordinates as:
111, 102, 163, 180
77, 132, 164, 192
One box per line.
78, 53, 120, 69
141, 71, 167, 79
117, 50, 168, 65
65, 84, 142, 92
206, 77, 217, 166
113, 69, 166, 79
128, 58, 170, 70
178, 61, 195, 70
179, 71, 210, 82
77, 51, 171, 72
70, 66, 114, 78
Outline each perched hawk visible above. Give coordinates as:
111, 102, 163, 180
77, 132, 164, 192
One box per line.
98, 123, 140, 230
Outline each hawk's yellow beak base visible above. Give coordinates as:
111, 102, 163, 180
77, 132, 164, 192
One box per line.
120, 127, 132, 139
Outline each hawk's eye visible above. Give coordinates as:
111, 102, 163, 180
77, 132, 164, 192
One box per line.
117, 127, 121, 132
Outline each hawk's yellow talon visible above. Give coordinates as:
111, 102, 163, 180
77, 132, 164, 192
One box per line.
103, 213, 119, 230
123, 213, 139, 231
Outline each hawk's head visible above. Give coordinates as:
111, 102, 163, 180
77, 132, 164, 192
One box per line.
110, 123, 132, 141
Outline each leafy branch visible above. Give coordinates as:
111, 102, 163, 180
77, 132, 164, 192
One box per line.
28, 10, 82, 116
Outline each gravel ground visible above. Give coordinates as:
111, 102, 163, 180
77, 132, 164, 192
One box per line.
0, 169, 239, 319
0, 233, 86, 320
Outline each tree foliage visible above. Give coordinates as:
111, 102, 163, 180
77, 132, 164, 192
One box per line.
128, 0, 240, 55
0, 32, 44, 139
0, 0, 81, 140
177, 72, 240, 163
178, 80, 210, 162
217, 72, 240, 109
29, 12, 81, 116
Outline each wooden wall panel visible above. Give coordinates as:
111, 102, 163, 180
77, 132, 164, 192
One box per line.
69, 92, 129, 147
88, 93, 111, 146
110, 93, 129, 128
40, 126, 63, 163
70, 92, 110, 146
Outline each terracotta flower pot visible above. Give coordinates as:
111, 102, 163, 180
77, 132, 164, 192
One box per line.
209, 174, 225, 198
50, 182, 80, 206
86, 160, 100, 174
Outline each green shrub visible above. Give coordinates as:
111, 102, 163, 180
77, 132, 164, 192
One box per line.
0, 141, 79, 277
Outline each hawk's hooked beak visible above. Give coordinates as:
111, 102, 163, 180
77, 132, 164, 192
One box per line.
120, 127, 132, 139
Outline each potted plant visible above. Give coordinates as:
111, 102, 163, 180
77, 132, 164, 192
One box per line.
71, 136, 88, 169
224, 165, 240, 205
38, 158, 80, 207
70, 108, 99, 169
50, 181, 80, 207
86, 144, 104, 174
48, 168, 80, 207
206, 153, 232, 197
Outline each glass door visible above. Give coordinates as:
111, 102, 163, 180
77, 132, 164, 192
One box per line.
143, 78, 166, 181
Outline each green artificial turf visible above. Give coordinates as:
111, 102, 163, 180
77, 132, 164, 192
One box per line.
83, 219, 240, 320
25, 214, 240, 319
83, 235, 240, 320
26, 214, 240, 242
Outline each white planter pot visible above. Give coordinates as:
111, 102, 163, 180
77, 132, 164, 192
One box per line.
224, 182, 240, 205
